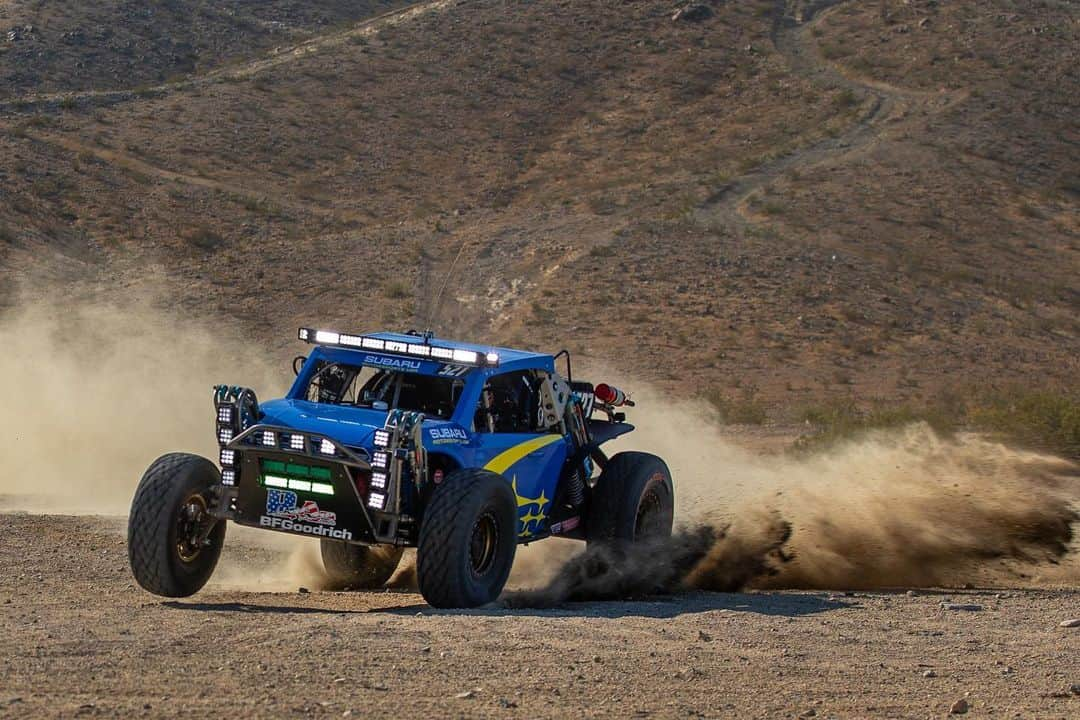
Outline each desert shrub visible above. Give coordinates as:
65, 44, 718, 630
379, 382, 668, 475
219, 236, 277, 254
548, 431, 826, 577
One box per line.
182, 227, 224, 251
706, 388, 768, 425
384, 280, 410, 299
968, 387, 1080, 460
793, 386, 1080, 460
794, 399, 957, 453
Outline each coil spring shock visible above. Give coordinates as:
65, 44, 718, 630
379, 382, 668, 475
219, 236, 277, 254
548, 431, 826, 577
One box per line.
564, 466, 586, 507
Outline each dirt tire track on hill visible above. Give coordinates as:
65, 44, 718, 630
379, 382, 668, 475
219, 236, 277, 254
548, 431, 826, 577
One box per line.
0, 1, 451, 115
697, 0, 958, 233
21, 130, 351, 220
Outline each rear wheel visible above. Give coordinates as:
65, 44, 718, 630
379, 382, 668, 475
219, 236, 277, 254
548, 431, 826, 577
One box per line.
586, 451, 674, 547
416, 469, 517, 608
128, 453, 226, 597
320, 540, 403, 590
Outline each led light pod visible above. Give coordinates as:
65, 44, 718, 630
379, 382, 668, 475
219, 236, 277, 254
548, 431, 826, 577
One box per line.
370, 472, 387, 489
296, 328, 501, 367
373, 430, 390, 448
452, 349, 478, 364
289, 434, 305, 451
221, 469, 236, 486
220, 449, 235, 467
367, 492, 386, 510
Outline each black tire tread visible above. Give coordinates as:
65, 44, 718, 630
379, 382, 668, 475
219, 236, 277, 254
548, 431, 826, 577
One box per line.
416, 468, 516, 608
127, 452, 224, 597
587, 451, 674, 546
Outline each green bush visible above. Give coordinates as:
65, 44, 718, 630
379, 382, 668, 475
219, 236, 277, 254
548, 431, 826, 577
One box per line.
968, 388, 1080, 460
793, 387, 1080, 460
706, 389, 768, 425
383, 281, 410, 299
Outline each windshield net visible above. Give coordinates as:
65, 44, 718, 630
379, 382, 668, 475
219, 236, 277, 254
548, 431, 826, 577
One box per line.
304, 361, 464, 420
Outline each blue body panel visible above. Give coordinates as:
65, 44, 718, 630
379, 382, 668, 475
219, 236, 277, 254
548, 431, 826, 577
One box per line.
275, 336, 571, 538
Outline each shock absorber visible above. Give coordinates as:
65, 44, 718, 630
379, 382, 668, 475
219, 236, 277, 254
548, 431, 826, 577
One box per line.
562, 394, 590, 508
564, 466, 586, 507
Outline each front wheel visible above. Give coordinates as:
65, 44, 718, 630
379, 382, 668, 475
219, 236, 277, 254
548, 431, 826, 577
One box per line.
127, 453, 226, 597
586, 451, 674, 548
416, 469, 517, 608
320, 540, 403, 590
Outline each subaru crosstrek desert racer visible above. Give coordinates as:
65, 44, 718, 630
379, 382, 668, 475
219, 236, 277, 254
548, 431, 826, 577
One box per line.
127, 328, 674, 607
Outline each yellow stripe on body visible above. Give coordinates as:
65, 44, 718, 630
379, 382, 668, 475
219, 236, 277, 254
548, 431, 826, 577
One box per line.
482, 434, 563, 475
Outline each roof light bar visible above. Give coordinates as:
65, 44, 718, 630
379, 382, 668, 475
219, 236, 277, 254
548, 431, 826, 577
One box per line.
297, 327, 500, 367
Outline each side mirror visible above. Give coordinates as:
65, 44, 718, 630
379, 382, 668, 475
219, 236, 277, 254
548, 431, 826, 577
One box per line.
292, 355, 307, 376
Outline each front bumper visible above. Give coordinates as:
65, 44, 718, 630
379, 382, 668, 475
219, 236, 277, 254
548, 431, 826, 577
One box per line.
215, 424, 407, 545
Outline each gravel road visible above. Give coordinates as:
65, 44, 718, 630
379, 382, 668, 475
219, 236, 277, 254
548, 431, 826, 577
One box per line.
1, 513, 1077, 719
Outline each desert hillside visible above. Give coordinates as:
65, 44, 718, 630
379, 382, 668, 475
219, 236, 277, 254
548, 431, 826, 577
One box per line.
1, 0, 1077, 419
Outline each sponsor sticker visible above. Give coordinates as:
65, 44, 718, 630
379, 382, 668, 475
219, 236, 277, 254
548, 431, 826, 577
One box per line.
363, 354, 422, 372
428, 426, 469, 445
550, 516, 580, 535
266, 489, 337, 526
259, 515, 353, 540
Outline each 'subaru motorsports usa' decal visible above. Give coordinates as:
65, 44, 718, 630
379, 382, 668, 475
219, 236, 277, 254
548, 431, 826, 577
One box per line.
260, 489, 353, 540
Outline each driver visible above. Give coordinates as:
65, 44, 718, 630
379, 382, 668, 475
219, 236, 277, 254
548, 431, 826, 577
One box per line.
478, 376, 531, 433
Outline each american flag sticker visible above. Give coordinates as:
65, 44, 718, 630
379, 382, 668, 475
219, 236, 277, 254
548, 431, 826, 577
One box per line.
265, 488, 338, 526
266, 489, 299, 515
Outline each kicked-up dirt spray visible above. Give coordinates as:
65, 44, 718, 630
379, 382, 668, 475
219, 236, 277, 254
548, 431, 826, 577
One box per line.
504, 374, 1079, 606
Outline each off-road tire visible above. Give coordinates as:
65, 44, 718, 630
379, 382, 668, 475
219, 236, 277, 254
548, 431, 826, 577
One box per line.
128, 453, 226, 597
587, 451, 674, 547
416, 469, 517, 608
320, 541, 404, 590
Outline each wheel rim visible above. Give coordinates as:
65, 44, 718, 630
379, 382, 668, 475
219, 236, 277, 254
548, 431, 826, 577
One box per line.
468, 511, 499, 577
634, 479, 667, 541
175, 493, 210, 563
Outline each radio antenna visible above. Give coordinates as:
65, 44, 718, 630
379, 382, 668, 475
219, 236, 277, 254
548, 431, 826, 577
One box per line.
425, 234, 472, 336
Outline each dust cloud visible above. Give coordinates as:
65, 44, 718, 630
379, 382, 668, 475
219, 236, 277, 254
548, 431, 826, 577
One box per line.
0, 296, 284, 514
2, 299, 1076, 598
504, 377, 1079, 606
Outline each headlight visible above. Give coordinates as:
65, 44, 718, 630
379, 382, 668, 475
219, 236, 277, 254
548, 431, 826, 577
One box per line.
367, 492, 386, 510
370, 472, 387, 489
221, 469, 236, 486
220, 449, 235, 467
373, 430, 390, 448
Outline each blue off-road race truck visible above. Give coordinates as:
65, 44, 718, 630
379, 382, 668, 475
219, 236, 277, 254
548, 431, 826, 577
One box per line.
127, 328, 674, 608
